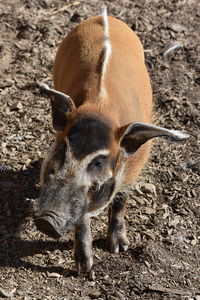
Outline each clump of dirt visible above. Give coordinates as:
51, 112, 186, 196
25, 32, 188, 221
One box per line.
0, 0, 199, 299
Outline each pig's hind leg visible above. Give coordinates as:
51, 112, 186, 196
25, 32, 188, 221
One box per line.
107, 192, 130, 253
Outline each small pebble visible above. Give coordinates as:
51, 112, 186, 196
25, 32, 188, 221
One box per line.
89, 290, 102, 299
140, 183, 156, 195
168, 23, 186, 32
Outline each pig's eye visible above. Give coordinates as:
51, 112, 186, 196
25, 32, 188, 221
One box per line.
87, 155, 107, 172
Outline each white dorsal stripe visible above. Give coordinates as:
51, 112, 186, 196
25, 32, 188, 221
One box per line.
99, 6, 112, 99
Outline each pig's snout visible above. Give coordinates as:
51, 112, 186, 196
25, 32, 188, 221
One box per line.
34, 182, 88, 239
34, 212, 64, 239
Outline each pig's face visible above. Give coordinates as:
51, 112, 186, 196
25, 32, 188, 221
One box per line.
35, 114, 117, 238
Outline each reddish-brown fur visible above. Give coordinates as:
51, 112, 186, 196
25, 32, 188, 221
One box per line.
54, 16, 152, 184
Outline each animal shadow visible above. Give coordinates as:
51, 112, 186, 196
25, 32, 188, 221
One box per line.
0, 160, 40, 236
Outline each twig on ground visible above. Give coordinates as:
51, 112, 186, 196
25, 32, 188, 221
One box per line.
148, 284, 192, 296
52, 1, 80, 15
163, 41, 183, 58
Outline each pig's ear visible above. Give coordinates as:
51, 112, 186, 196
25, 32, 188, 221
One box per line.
117, 122, 189, 157
38, 83, 76, 131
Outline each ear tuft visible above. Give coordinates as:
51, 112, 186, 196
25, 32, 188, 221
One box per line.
167, 130, 190, 141
38, 82, 51, 93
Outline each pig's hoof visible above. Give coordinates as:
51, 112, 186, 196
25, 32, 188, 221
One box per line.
107, 233, 130, 253
75, 252, 93, 273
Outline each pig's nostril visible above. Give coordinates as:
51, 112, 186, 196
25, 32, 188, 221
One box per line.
34, 215, 62, 239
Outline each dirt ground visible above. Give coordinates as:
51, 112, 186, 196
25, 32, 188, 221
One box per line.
0, 0, 199, 299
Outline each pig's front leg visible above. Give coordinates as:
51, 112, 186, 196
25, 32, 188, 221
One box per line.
74, 216, 93, 273
107, 193, 130, 253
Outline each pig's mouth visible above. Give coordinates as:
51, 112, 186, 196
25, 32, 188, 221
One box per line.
34, 211, 68, 239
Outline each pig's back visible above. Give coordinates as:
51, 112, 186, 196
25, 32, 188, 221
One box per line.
53, 16, 152, 125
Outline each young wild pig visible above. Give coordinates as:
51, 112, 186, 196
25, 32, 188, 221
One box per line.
34, 8, 189, 273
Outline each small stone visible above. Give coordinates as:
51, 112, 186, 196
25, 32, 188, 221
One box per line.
143, 207, 156, 215
191, 239, 197, 246
182, 175, 189, 182
9, 101, 23, 111
168, 23, 186, 32
169, 216, 180, 227
89, 290, 102, 298
140, 183, 156, 195
88, 281, 96, 287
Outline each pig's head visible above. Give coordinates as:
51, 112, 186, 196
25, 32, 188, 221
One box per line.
34, 84, 189, 239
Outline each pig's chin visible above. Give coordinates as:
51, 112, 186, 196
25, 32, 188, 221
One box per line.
34, 211, 73, 239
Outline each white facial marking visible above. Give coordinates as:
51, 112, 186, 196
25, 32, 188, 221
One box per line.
62, 138, 110, 187
99, 6, 112, 99
76, 149, 111, 186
